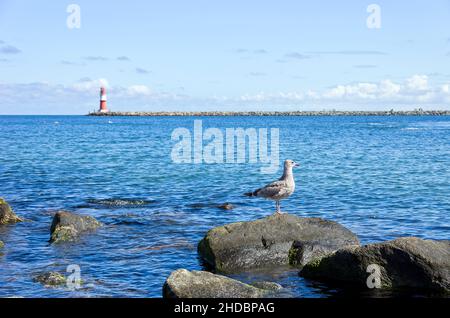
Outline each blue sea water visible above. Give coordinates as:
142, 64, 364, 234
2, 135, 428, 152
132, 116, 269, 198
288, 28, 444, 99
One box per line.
0, 115, 449, 298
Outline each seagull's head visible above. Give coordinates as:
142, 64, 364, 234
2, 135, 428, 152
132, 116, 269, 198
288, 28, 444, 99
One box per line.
285, 159, 300, 169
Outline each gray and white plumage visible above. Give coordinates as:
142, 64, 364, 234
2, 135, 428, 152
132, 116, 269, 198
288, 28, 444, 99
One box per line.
245, 159, 299, 214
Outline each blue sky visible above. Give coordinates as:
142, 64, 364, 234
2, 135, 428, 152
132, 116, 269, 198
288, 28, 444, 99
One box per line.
0, 0, 449, 114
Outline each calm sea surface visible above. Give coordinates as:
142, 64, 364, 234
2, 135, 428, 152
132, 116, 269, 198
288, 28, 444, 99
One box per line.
0, 115, 449, 298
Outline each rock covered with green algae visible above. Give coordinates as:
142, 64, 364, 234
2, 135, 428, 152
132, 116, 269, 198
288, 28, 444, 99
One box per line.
198, 213, 359, 272
50, 211, 101, 243
33, 272, 67, 286
163, 269, 283, 298
0, 198, 23, 225
0, 240, 4, 249
300, 237, 450, 293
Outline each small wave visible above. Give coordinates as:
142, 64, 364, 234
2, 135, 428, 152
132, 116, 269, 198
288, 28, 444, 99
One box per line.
187, 202, 234, 210
111, 219, 147, 226
85, 198, 156, 207
132, 241, 195, 252
414, 121, 450, 130
367, 122, 398, 128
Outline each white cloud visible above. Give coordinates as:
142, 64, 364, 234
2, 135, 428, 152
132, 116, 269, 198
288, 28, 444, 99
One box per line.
306, 90, 319, 99
126, 85, 152, 96
323, 83, 378, 100
379, 80, 401, 97
323, 85, 346, 99
405, 74, 428, 91
71, 78, 109, 92
0, 74, 449, 114
320, 75, 438, 102
240, 92, 268, 102
236, 75, 450, 107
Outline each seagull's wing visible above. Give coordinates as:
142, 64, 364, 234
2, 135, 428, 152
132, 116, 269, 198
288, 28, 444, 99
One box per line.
254, 180, 288, 198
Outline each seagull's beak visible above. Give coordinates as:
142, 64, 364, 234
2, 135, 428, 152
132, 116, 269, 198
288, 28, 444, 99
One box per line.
294, 162, 300, 167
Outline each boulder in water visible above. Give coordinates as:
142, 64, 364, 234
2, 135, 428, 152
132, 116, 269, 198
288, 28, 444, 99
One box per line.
50, 211, 101, 243
198, 214, 359, 272
218, 203, 234, 210
163, 269, 282, 298
33, 272, 66, 286
300, 237, 450, 293
0, 198, 23, 225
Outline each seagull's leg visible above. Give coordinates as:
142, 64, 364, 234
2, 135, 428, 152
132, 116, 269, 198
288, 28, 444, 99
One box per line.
275, 200, 281, 214
275, 200, 285, 214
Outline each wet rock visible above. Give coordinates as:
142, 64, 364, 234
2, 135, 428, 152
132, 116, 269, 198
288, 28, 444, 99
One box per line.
300, 237, 450, 293
50, 211, 101, 243
163, 269, 281, 298
289, 240, 349, 265
0, 198, 23, 225
218, 203, 234, 210
33, 272, 66, 286
198, 214, 359, 272
250, 281, 283, 291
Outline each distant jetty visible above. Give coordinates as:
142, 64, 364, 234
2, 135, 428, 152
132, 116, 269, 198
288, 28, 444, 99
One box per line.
88, 110, 450, 117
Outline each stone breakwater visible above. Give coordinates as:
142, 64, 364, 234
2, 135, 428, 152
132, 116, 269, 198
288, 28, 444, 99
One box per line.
88, 110, 450, 116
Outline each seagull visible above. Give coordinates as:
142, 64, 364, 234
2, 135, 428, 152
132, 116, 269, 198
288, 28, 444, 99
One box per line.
244, 159, 299, 214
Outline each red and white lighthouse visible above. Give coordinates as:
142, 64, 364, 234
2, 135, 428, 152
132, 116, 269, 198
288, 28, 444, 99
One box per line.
99, 87, 109, 113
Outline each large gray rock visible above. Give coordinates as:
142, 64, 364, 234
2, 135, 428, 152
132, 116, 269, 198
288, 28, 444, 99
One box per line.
300, 237, 450, 293
163, 269, 282, 298
50, 211, 101, 243
198, 214, 359, 272
289, 240, 351, 266
0, 198, 23, 225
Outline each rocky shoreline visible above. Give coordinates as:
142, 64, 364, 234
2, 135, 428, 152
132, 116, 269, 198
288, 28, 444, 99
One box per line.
1, 197, 449, 298
166, 214, 450, 298
88, 110, 450, 117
